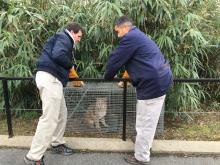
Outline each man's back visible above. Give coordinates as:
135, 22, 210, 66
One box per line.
105, 26, 173, 99
126, 27, 173, 99
37, 31, 74, 86
125, 27, 168, 79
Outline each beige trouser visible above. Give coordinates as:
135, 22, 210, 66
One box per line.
27, 71, 67, 160
134, 95, 166, 162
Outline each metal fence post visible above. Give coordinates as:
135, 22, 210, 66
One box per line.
122, 79, 127, 141
2, 79, 13, 138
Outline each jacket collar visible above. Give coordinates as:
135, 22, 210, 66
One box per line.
129, 26, 136, 31
64, 29, 76, 43
120, 26, 137, 40
64, 29, 75, 48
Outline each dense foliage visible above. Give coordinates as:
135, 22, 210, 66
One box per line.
0, 0, 219, 112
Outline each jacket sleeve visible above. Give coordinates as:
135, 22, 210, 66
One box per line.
51, 33, 73, 69
104, 35, 137, 80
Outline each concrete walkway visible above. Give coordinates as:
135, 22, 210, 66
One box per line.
1, 149, 220, 165
1, 135, 220, 155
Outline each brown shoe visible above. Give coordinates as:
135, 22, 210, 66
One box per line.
124, 155, 150, 165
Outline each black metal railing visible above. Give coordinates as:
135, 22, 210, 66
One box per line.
0, 77, 130, 140
1, 77, 220, 140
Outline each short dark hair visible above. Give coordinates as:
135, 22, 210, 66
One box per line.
65, 22, 85, 34
115, 16, 133, 26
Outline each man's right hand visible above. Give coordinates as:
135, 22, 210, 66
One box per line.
69, 67, 84, 87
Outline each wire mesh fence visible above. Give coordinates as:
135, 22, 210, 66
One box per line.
64, 82, 164, 138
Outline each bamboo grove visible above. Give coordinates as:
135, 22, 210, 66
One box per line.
0, 0, 220, 113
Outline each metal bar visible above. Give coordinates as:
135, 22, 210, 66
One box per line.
122, 80, 128, 141
69, 78, 126, 82
70, 78, 220, 83
174, 78, 220, 83
1, 76, 220, 83
2, 80, 13, 138
0, 77, 34, 80
0, 77, 124, 81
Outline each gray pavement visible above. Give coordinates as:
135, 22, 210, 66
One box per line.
0, 149, 220, 165
1, 135, 220, 165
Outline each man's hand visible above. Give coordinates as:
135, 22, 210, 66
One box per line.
118, 70, 131, 88
122, 70, 129, 79
69, 67, 79, 78
69, 67, 84, 87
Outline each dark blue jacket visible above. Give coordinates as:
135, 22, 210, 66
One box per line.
104, 27, 173, 99
37, 30, 74, 86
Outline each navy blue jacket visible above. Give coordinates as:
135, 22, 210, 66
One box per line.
104, 27, 173, 99
37, 30, 74, 86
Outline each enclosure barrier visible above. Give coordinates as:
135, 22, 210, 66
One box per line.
1, 77, 220, 140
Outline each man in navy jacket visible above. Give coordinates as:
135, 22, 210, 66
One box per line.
105, 16, 173, 165
24, 22, 84, 165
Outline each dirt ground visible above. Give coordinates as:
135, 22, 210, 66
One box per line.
0, 112, 220, 141
156, 113, 220, 141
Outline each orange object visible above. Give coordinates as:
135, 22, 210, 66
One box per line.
69, 68, 84, 87
118, 70, 131, 88
122, 70, 129, 79
69, 68, 79, 78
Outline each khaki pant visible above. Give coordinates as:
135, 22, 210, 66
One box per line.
27, 71, 67, 160
134, 95, 166, 162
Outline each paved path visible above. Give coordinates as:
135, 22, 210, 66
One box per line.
0, 149, 220, 165
1, 135, 220, 165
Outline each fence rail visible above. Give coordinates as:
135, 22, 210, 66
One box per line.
1, 77, 220, 139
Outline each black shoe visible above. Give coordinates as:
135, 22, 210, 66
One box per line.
24, 155, 44, 165
124, 155, 150, 165
51, 144, 74, 156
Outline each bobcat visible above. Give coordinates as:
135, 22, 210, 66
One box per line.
83, 97, 108, 131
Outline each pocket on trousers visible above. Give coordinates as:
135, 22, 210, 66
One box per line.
48, 81, 63, 99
